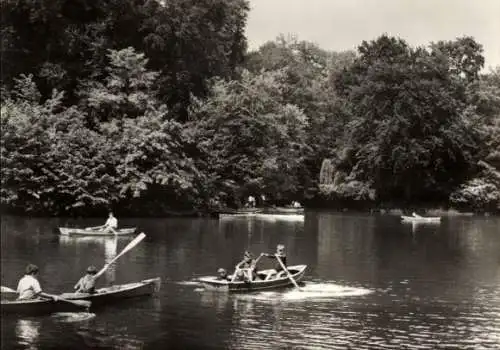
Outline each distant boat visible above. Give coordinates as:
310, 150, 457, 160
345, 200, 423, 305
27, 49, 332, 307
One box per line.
401, 213, 441, 223
255, 213, 305, 222
58, 227, 137, 236
263, 206, 304, 215
218, 208, 263, 218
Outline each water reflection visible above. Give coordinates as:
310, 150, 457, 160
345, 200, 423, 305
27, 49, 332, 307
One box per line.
58, 235, 118, 284
16, 319, 40, 349
103, 237, 117, 284
2, 215, 500, 349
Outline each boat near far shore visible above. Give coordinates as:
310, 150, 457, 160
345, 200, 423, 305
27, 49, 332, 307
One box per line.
58, 227, 137, 236
218, 208, 263, 218
401, 213, 441, 223
263, 206, 304, 215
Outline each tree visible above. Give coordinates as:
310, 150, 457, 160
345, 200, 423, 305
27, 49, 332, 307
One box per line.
186, 69, 309, 207
78, 47, 160, 124
334, 35, 484, 203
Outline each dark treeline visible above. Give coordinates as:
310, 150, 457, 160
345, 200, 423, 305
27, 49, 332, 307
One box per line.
1, 0, 499, 216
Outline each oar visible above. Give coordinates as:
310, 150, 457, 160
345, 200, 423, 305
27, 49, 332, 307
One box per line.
41, 292, 91, 309
1, 286, 16, 293
93, 232, 146, 280
275, 254, 301, 291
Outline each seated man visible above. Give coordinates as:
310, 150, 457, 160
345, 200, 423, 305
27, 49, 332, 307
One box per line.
103, 212, 118, 233
74, 266, 98, 293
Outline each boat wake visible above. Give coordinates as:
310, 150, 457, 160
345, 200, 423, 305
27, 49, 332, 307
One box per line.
235, 282, 373, 302
283, 282, 372, 301
52, 312, 96, 323
175, 280, 204, 286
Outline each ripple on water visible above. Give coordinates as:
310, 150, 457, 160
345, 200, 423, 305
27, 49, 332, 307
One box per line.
51, 312, 96, 323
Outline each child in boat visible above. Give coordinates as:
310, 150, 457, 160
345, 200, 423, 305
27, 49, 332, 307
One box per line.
234, 251, 258, 281
74, 266, 97, 293
262, 244, 287, 278
216, 268, 229, 280
17, 264, 58, 301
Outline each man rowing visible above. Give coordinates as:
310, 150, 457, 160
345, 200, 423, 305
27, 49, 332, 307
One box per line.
90, 212, 118, 233
16, 264, 58, 301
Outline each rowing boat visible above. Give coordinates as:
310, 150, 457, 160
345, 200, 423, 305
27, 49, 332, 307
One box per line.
58, 227, 137, 236
1, 297, 89, 315
255, 213, 305, 221
263, 207, 304, 214
1, 278, 160, 315
60, 277, 161, 306
198, 265, 307, 292
401, 215, 441, 223
219, 208, 263, 218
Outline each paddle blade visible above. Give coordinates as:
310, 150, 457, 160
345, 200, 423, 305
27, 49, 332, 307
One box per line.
94, 232, 146, 279
1, 286, 17, 293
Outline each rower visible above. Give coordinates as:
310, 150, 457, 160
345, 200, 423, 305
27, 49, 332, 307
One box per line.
262, 244, 287, 279
16, 264, 58, 301
103, 212, 118, 233
74, 266, 97, 293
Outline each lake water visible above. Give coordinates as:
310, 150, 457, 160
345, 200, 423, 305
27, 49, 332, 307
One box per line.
1, 213, 499, 349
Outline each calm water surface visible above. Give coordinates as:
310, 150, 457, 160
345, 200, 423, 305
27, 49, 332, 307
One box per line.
1, 213, 499, 349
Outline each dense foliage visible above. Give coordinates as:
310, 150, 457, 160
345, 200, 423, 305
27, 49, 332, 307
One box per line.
1, 2, 499, 215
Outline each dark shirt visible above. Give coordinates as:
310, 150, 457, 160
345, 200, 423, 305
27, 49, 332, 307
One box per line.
266, 253, 287, 271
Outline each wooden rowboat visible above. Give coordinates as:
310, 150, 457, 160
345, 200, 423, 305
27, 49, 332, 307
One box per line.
60, 277, 161, 306
401, 215, 441, 223
219, 208, 263, 218
1, 298, 90, 315
1, 278, 160, 315
255, 213, 305, 222
263, 207, 304, 214
198, 265, 307, 292
58, 227, 137, 236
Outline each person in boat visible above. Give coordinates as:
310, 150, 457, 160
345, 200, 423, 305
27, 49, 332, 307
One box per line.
262, 244, 287, 279
74, 265, 98, 293
101, 212, 118, 233
216, 268, 229, 281
234, 251, 258, 281
247, 196, 256, 208
16, 264, 58, 301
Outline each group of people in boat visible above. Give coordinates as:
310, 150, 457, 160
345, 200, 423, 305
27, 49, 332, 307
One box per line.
16, 263, 98, 301
216, 244, 288, 282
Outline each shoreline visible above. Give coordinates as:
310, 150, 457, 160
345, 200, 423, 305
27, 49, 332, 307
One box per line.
1, 206, 498, 218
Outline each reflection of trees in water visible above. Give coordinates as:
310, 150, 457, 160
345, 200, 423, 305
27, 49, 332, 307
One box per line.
317, 214, 376, 281
77, 327, 145, 350
16, 319, 40, 349
103, 237, 117, 284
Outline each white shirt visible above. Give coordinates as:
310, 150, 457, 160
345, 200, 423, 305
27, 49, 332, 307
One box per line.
17, 275, 42, 300
105, 216, 118, 228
